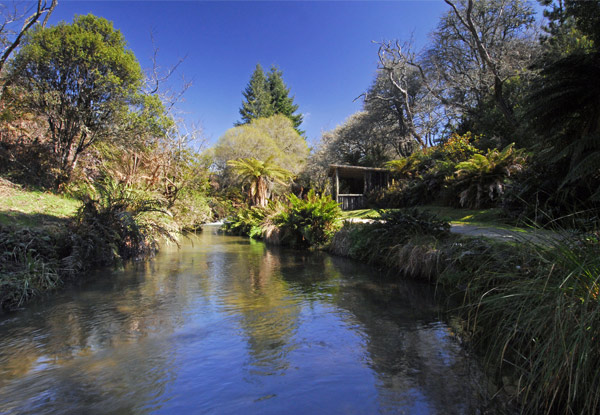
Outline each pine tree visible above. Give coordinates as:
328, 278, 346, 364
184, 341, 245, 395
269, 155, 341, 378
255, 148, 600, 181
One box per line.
237, 64, 274, 125
237, 64, 304, 136
267, 66, 304, 135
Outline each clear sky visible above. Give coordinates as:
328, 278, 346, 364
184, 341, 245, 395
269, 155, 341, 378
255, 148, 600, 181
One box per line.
45, 1, 453, 146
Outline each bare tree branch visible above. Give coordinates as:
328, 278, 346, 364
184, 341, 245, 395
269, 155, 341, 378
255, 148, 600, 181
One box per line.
0, 0, 57, 74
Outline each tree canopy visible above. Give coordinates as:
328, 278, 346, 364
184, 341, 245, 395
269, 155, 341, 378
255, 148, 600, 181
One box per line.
7, 14, 147, 184
227, 157, 293, 207
213, 114, 309, 175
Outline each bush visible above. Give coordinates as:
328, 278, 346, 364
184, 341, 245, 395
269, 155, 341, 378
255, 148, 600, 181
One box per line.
273, 189, 342, 248
224, 190, 342, 249
377, 133, 483, 208
0, 226, 64, 309
223, 204, 273, 238
451, 143, 527, 209
171, 189, 213, 231
330, 208, 450, 265
67, 177, 178, 269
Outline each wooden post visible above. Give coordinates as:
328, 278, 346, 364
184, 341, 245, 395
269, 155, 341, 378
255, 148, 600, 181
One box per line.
334, 167, 339, 204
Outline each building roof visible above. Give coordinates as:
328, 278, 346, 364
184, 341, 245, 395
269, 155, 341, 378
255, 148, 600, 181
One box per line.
328, 164, 389, 179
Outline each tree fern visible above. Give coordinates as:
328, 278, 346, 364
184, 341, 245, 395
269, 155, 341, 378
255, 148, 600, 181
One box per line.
453, 143, 526, 208
227, 157, 293, 207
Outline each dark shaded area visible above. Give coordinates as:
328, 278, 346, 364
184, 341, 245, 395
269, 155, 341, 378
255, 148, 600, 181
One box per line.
0, 211, 72, 229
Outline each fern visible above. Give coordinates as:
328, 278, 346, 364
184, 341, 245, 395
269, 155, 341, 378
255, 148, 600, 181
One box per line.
452, 143, 527, 208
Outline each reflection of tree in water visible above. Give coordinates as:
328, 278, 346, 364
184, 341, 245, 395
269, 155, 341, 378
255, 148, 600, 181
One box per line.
212, 243, 302, 377
327, 256, 491, 414
0, 232, 494, 414
0, 246, 209, 414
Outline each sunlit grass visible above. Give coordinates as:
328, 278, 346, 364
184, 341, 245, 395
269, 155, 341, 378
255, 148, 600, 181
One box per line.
0, 183, 80, 228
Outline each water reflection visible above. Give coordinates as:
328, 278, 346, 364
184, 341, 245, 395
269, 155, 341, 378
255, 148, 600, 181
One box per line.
0, 228, 492, 414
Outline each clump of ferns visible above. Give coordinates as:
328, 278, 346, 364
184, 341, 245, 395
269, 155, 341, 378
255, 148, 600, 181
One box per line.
66, 176, 178, 270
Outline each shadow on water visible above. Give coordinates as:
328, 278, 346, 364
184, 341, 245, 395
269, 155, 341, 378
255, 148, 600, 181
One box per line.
0, 229, 497, 414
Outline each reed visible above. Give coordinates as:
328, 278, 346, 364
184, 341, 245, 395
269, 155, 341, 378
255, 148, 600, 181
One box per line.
444, 231, 600, 414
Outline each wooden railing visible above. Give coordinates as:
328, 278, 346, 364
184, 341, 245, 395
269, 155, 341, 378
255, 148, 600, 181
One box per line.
337, 194, 366, 211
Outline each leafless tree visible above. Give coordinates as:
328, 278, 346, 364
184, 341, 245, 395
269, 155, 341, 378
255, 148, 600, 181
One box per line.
423, 0, 538, 128
0, 0, 57, 74
363, 40, 446, 150
144, 30, 191, 114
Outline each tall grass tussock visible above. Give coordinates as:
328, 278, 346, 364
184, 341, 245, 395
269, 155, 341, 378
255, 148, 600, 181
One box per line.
330, 207, 600, 414
446, 231, 600, 414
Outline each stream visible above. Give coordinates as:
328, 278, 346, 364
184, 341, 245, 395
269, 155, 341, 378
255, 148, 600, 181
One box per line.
0, 226, 492, 414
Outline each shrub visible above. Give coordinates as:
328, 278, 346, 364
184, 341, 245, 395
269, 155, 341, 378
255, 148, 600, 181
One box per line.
223, 204, 272, 238
273, 189, 342, 248
0, 226, 64, 309
224, 190, 342, 249
330, 208, 450, 266
378, 133, 483, 208
451, 143, 527, 209
171, 189, 213, 231
66, 177, 178, 269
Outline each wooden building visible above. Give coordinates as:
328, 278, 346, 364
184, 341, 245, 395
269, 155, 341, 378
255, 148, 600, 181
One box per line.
328, 164, 390, 210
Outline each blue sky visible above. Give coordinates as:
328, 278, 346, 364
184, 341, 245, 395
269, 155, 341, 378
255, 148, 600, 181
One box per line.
46, 1, 458, 146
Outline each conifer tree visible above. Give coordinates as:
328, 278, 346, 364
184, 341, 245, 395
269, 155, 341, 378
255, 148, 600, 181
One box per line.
237, 64, 273, 125
267, 66, 304, 135
237, 64, 304, 135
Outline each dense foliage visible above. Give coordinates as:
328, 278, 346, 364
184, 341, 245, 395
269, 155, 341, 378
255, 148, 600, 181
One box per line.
227, 157, 293, 207
6, 14, 145, 186
331, 209, 450, 265
224, 190, 342, 249
213, 114, 309, 175
438, 231, 600, 415
68, 177, 178, 268
273, 190, 342, 248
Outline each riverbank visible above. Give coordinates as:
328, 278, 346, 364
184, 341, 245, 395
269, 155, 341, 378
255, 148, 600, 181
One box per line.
0, 179, 178, 311
327, 216, 600, 415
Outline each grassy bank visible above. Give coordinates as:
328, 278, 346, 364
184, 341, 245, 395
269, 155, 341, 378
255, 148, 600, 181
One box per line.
329, 212, 600, 415
0, 179, 80, 228
0, 179, 177, 311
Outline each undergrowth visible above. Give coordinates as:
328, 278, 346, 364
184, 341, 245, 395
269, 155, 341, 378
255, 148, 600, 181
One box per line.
223, 189, 342, 248
0, 176, 178, 311
329, 209, 600, 414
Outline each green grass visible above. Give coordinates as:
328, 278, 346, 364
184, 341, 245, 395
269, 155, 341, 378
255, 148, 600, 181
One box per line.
340, 209, 382, 220
0, 182, 80, 229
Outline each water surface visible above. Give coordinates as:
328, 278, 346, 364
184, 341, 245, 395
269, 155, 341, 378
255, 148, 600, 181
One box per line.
0, 228, 489, 414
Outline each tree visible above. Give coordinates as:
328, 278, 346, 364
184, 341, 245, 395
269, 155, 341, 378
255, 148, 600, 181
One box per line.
527, 0, 600, 198
237, 64, 304, 134
315, 111, 398, 168
423, 0, 538, 132
7, 14, 144, 185
267, 66, 303, 135
237, 63, 273, 125
365, 42, 444, 150
213, 114, 309, 175
227, 157, 293, 207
